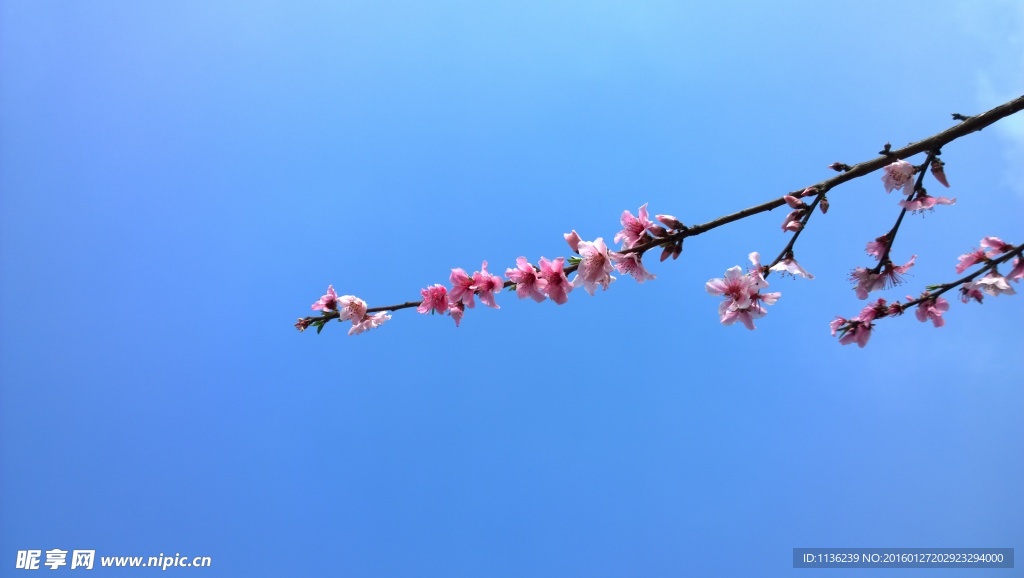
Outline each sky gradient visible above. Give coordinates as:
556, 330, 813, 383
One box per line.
2, 2, 1022, 576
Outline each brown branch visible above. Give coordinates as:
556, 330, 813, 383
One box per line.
902, 243, 1023, 309
300, 94, 1024, 326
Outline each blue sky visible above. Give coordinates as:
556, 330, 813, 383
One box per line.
2, 1, 1022, 576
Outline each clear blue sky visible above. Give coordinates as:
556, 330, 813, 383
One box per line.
2, 1, 1022, 576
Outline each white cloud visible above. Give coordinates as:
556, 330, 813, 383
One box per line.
961, 1, 1024, 195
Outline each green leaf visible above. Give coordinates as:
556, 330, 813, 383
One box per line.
314, 319, 329, 334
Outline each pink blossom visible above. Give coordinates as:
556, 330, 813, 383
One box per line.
614, 203, 654, 249
864, 256, 921, 295
829, 317, 846, 336
899, 194, 955, 212
930, 158, 950, 187
1008, 257, 1024, 281
538, 256, 572, 304
886, 255, 916, 286
849, 256, 916, 299
506, 257, 547, 302
717, 299, 762, 330
574, 238, 616, 295
611, 252, 656, 283
959, 281, 985, 304
980, 236, 1012, 254
449, 268, 476, 308
448, 302, 465, 327
707, 265, 755, 310
349, 312, 390, 336
449, 261, 503, 309
707, 254, 779, 330
975, 272, 1016, 297
564, 230, 582, 253
831, 316, 874, 348
472, 261, 503, 309
882, 159, 915, 194
769, 258, 814, 279
417, 284, 449, 314
831, 299, 891, 347
956, 248, 988, 274
914, 296, 949, 327
758, 290, 781, 306
852, 256, 916, 298
311, 285, 338, 312
850, 268, 882, 300
955, 235, 1015, 275
842, 325, 873, 347
856, 299, 888, 324
747, 252, 769, 289
865, 236, 888, 261
716, 289, 780, 330
337, 295, 368, 323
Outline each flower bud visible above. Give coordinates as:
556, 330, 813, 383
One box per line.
655, 214, 684, 230
647, 225, 669, 238
930, 158, 950, 188
660, 244, 673, 262
781, 209, 805, 232
783, 195, 807, 209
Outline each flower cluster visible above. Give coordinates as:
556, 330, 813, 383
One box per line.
832, 237, 1022, 346
955, 237, 1020, 302
956, 237, 1013, 274
914, 295, 949, 327
706, 253, 781, 330
298, 203, 680, 336
570, 202, 676, 290
412, 206, 674, 328
417, 261, 506, 327
503, 256, 573, 307
832, 294, 947, 348
608, 204, 686, 261
450, 261, 503, 310
850, 255, 916, 300
830, 298, 902, 348
842, 156, 955, 305
297, 285, 391, 336
881, 157, 954, 214
293, 112, 1021, 346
